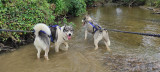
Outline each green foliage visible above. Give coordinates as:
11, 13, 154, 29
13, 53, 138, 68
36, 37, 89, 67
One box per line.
0, 0, 55, 41
47, 0, 54, 3
155, 0, 160, 7
68, 0, 86, 16
53, 0, 86, 16
123, 0, 145, 5
112, 0, 145, 6
85, 0, 97, 6
145, 0, 160, 7
121, 0, 145, 2
0, 0, 92, 42
54, 0, 67, 16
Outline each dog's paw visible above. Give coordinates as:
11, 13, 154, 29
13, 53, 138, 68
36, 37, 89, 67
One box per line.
107, 47, 111, 52
37, 57, 40, 59
44, 56, 49, 60
64, 47, 68, 51
94, 47, 98, 50
37, 55, 40, 59
55, 50, 59, 53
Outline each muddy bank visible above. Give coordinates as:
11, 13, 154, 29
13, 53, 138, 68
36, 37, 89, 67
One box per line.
0, 33, 34, 53
139, 6, 160, 14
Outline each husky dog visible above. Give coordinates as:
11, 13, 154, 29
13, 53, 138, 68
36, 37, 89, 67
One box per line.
82, 15, 111, 51
33, 23, 51, 60
50, 25, 74, 52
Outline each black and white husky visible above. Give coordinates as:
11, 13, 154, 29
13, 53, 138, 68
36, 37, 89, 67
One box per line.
33, 23, 73, 60
82, 15, 111, 51
34, 23, 51, 60
50, 24, 74, 52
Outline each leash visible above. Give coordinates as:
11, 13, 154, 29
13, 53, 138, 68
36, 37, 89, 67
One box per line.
104, 29, 160, 37
0, 29, 54, 42
88, 21, 160, 37
0, 25, 61, 33
0, 29, 34, 33
0, 25, 60, 42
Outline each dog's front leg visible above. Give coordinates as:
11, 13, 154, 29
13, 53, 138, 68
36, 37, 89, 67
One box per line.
63, 42, 69, 51
55, 42, 60, 52
84, 30, 88, 40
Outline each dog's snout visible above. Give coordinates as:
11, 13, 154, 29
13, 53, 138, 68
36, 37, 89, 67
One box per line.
69, 34, 71, 36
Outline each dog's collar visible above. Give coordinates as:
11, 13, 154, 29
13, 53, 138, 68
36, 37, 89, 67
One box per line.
89, 22, 102, 34
40, 30, 54, 42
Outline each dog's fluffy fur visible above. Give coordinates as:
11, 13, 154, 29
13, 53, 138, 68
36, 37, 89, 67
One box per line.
33, 23, 73, 60
82, 15, 111, 51
50, 25, 73, 52
34, 23, 51, 60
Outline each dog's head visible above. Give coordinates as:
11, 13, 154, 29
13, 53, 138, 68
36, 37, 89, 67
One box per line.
63, 25, 74, 40
82, 15, 93, 26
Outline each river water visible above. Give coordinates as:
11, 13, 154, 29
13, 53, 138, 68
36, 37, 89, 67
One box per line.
0, 6, 160, 72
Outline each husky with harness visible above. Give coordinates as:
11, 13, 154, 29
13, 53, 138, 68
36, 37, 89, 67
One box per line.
33, 23, 74, 60
82, 15, 111, 51
50, 24, 74, 53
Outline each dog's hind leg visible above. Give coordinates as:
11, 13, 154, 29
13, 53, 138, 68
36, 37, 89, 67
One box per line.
84, 30, 88, 40
104, 41, 111, 52
37, 48, 41, 59
94, 32, 103, 50
44, 47, 49, 60
103, 30, 111, 51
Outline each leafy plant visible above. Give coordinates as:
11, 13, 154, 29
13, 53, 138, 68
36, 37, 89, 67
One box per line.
68, 0, 86, 16
0, 0, 92, 43
54, 0, 68, 16
85, 0, 97, 6
155, 0, 160, 7
0, 0, 55, 42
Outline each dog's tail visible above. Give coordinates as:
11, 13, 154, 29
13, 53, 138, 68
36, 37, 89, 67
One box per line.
33, 23, 51, 36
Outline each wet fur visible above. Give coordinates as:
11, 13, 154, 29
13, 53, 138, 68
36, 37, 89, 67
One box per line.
82, 15, 111, 51
34, 23, 51, 60
50, 25, 73, 52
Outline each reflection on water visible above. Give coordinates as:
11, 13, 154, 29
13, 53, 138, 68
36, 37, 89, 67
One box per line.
0, 6, 160, 72
116, 8, 122, 16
